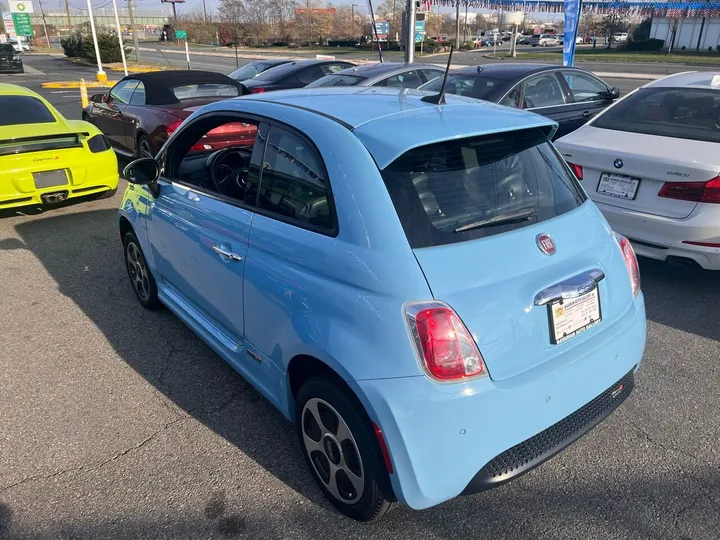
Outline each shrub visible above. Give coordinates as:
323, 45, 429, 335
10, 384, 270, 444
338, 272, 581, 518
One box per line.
60, 32, 83, 57
625, 38, 664, 52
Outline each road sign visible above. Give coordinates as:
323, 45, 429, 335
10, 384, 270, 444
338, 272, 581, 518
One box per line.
415, 33, 424, 43
12, 12, 32, 36
9, 1, 33, 13
175, 30, 187, 39
374, 20, 389, 37
415, 20, 425, 33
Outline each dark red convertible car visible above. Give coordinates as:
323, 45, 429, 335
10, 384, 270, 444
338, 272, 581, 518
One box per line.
83, 70, 254, 158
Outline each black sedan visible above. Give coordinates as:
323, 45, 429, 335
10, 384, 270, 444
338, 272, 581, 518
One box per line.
420, 63, 620, 139
241, 59, 355, 93
0, 43, 23, 73
227, 58, 291, 82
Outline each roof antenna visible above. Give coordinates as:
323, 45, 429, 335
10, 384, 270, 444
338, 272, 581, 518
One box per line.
422, 44, 454, 105
367, 0, 384, 63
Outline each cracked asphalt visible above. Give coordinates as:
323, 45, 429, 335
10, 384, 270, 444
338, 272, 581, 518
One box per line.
0, 59, 719, 540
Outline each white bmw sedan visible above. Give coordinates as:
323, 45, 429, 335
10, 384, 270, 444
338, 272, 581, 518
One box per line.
556, 71, 720, 270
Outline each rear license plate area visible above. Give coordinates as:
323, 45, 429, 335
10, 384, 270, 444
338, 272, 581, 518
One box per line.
597, 173, 640, 200
33, 169, 69, 189
548, 288, 602, 344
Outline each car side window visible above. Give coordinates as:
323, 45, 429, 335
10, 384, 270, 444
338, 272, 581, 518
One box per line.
297, 66, 326, 85
561, 71, 609, 103
420, 69, 442, 83
323, 63, 350, 75
377, 70, 424, 89
257, 126, 334, 231
500, 86, 521, 108
521, 73, 566, 109
110, 80, 139, 105
129, 81, 146, 105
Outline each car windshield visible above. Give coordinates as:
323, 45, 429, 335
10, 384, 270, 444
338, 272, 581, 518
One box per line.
421, 74, 505, 101
593, 87, 720, 144
0, 44, 15, 53
228, 61, 282, 81
171, 83, 239, 101
381, 128, 585, 248
0, 96, 56, 126
307, 74, 367, 87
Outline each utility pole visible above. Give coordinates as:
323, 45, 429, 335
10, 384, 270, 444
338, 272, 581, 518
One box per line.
351, 3, 357, 41
463, 1, 468, 42
455, 0, 460, 49
391, 0, 396, 45
127, 0, 140, 62
405, 0, 415, 62
202, 0, 208, 21
38, 0, 51, 48
64, 0, 71, 33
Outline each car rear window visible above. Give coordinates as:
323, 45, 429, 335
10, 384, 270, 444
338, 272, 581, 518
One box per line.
0, 44, 15, 53
309, 74, 366, 87
593, 87, 720, 144
171, 83, 239, 101
422, 74, 504, 100
381, 128, 586, 248
0, 96, 56, 126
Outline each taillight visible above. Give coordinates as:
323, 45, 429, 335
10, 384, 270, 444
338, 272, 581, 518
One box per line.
567, 162, 583, 180
167, 120, 183, 135
251, 88, 265, 94
405, 302, 487, 382
614, 233, 641, 298
658, 175, 720, 204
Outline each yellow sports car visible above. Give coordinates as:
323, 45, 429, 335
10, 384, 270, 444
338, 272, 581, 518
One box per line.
0, 83, 118, 210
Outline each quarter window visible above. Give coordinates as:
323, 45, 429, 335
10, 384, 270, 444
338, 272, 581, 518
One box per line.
522, 73, 565, 109
377, 70, 424, 89
110, 80, 139, 104
501, 86, 521, 108
258, 126, 333, 231
561, 71, 608, 103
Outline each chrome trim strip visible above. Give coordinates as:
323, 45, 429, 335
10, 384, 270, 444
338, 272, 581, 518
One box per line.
533, 268, 605, 306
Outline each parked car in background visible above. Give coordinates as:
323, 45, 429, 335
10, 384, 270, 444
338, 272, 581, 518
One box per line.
555, 71, 720, 270
306, 62, 444, 89
419, 64, 621, 139
83, 70, 249, 158
530, 33, 560, 47
0, 43, 23, 73
482, 36, 501, 47
611, 32, 629, 43
10, 38, 30, 52
118, 86, 645, 521
227, 59, 292, 82
241, 59, 355, 93
0, 84, 118, 211
517, 35, 531, 45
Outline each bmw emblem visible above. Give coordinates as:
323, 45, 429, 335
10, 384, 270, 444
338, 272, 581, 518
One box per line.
614, 159, 624, 169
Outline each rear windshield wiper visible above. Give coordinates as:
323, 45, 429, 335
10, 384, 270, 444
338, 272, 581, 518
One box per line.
454, 207, 538, 233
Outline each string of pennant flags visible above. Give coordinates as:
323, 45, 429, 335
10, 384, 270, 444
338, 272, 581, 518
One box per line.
427, 0, 720, 17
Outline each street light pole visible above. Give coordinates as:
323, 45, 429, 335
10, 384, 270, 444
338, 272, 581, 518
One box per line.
110, 0, 128, 75
202, 0, 208, 21
405, 0, 415, 63
85, 0, 106, 82
455, 0, 460, 49
351, 3, 357, 41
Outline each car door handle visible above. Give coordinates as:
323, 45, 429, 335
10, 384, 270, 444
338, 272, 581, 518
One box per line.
581, 111, 594, 119
212, 245, 243, 261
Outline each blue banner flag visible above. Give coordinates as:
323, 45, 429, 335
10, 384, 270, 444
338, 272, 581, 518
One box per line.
563, 0, 581, 66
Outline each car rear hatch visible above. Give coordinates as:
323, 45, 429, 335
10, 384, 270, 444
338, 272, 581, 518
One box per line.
559, 126, 719, 219
380, 127, 634, 382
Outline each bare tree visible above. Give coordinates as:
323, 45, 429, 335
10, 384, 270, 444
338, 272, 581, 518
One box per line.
219, 0, 245, 27
268, 0, 298, 40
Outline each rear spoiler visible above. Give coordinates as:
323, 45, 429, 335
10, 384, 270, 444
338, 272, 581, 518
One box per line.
0, 132, 88, 157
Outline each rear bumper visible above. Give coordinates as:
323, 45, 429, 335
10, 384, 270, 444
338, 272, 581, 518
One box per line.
0, 151, 118, 210
353, 295, 646, 510
596, 202, 720, 270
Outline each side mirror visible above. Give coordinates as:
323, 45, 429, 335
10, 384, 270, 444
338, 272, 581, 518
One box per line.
90, 93, 105, 103
124, 158, 160, 186
609, 87, 620, 100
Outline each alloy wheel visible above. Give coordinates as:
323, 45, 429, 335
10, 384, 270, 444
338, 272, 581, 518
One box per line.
126, 241, 150, 302
301, 398, 365, 504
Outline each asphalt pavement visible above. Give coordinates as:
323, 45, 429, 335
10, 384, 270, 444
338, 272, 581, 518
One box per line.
0, 55, 719, 540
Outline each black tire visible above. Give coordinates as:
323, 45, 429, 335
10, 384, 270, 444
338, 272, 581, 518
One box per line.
296, 377, 396, 522
95, 187, 118, 200
123, 231, 162, 310
136, 134, 155, 159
